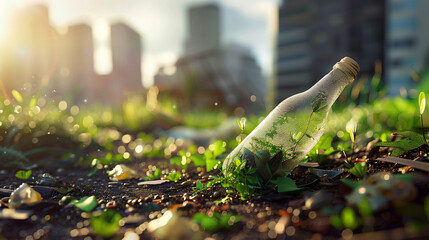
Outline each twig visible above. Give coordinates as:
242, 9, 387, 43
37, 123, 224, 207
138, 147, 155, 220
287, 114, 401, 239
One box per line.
374, 156, 429, 172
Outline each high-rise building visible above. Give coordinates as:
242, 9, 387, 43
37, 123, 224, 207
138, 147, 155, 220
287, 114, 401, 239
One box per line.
56, 22, 143, 105
276, 0, 385, 103
0, 5, 143, 105
185, 4, 221, 56
56, 24, 95, 102
0, 5, 56, 95
385, 0, 429, 95
109, 22, 142, 100
276, 0, 313, 102
155, 4, 265, 114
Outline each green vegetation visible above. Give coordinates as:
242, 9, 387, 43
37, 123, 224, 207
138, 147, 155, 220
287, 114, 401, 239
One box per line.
348, 162, 368, 179
90, 210, 122, 238
192, 212, 241, 231
374, 131, 426, 156
2, 71, 429, 237
71, 196, 98, 212
15, 169, 32, 180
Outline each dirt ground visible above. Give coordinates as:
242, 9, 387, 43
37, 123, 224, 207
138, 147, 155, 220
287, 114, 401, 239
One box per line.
1, 145, 429, 240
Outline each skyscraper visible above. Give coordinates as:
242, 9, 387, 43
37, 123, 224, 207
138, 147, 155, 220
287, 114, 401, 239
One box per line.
276, 0, 313, 102
109, 22, 142, 99
185, 4, 221, 56
56, 24, 95, 102
154, 3, 265, 114
0, 5, 56, 95
276, 0, 385, 103
385, 0, 429, 95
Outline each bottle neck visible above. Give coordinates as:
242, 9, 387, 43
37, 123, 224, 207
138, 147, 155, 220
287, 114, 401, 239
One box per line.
309, 68, 354, 108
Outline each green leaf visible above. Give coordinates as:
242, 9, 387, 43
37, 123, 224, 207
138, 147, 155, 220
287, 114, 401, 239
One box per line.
242, 147, 256, 169
255, 150, 271, 183
90, 209, 122, 238
341, 178, 362, 189
192, 213, 206, 222
213, 140, 226, 158
178, 150, 187, 157
374, 131, 426, 157
190, 155, 206, 167
268, 151, 283, 175
237, 117, 246, 132
72, 196, 98, 212
11, 89, 23, 103
206, 159, 219, 172
15, 170, 32, 180
349, 162, 367, 179
144, 168, 162, 180
341, 207, 359, 230
394, 173, 413, 183
255, 150, 270, 163
192, 212, 239, 232
55, 187, 75, 195
166, 172, 181, 182
357, 197, 372, 218
196, 180, 204, 190
170, 156, 181, 164
200, 216, 220, 231
331, 215, 343, 229
271, 177, 302, 193
313, 135, 334, 151
419, 92, 426, 115
311, 92, 327, 112
29, 97, 37, 108
154, 168, 161, 178
204, 150, 213, 160
220, 212, 241, 228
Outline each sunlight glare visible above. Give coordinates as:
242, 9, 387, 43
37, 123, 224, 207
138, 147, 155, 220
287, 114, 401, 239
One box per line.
93, 19, 112, 75
0, 5, 11, 44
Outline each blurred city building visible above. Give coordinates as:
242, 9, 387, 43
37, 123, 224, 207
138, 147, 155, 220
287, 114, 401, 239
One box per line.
111, 23, 142, 93
55, 24, 95, 102
185, 4, 221, 56
0, 5, 56, 96
276, 0, 385, 103
385, 0, 429, 95
94, 22, 143, 104
0, 4, 143, 105
154, 4, 266, 114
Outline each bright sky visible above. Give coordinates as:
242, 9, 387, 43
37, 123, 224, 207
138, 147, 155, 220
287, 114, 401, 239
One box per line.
0, 0, 279, 88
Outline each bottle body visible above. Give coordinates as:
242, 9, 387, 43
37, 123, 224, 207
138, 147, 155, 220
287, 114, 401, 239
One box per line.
223, 57, 360, 174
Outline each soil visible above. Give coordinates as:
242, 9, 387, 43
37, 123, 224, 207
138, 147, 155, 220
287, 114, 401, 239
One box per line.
1, 144, 429, 240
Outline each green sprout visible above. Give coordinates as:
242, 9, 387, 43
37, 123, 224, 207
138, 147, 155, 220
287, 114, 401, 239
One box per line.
349, 123, 357, 155
349, 162, 367, 179
166, 171, 181, 182
237, 117, 246, 144
192, 212, 241, 232
374, 131, 427, 157
71, 196, 98, 212
15, 170, 32, 180
143, 168, 161, 180
293, 92, 327, 153
204, 140, 226, 172
90, 209, 122, 238
341, 207, 359, 230
11, 89, 23, 103
418, 92, 427, 144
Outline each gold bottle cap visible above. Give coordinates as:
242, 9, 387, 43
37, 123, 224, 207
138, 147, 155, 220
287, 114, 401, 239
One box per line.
334, 57, 360, 78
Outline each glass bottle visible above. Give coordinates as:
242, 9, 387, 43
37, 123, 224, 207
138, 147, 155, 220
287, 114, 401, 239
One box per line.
223, 57, 360, 174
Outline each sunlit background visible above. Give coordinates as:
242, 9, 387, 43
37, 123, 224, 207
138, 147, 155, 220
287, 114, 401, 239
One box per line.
0, 0, 277, 110
0, 0, 428, 112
